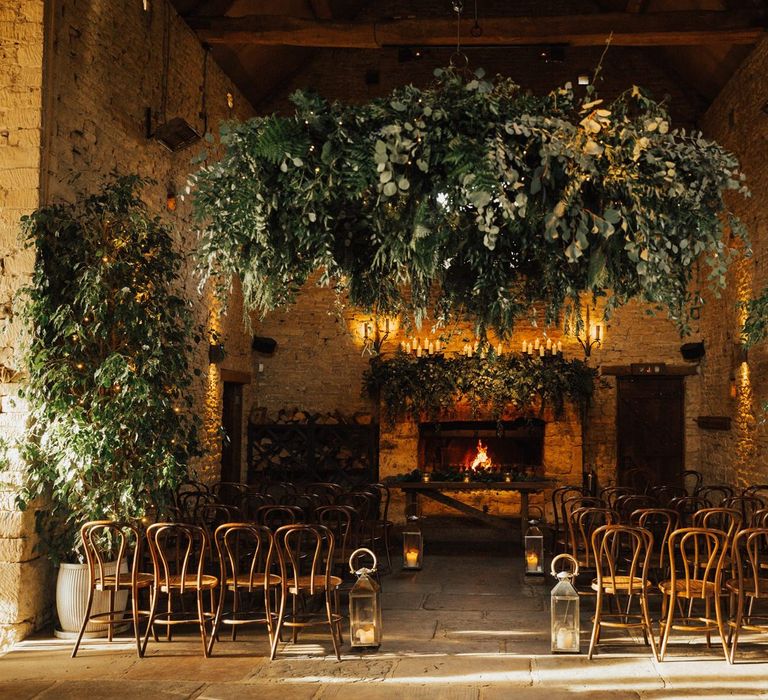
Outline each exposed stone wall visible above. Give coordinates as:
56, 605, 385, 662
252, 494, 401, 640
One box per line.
0, 0, 47, 651
0, 0, 255, 647
698, 37, 768, 488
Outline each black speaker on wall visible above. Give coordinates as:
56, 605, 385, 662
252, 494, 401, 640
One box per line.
680, 342, 705, 361
252, 336, 278, 355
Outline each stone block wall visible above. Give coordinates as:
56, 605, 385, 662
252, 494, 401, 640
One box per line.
0, 0, 48, 651
0, 0, 256, 647
698, 37, 768, 488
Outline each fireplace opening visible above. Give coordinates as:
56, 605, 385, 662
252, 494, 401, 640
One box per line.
418, 419, 545, 475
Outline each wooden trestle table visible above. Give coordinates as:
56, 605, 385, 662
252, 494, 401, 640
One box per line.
395, 480, 551, 541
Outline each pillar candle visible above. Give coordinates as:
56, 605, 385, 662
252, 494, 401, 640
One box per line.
557, 341, 563, 354
521, 340, 527, 352
416, 346, 422, 358
546, 338, 552, 351
435, 339, 441, 352
527, 343, 534, 355
534, 338, 540, 350
428, 342, 434, 355
497, 342, 503, 356
539, 345, 545, 357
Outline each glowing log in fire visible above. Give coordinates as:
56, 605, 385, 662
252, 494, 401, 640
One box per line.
468, 440, 493, 471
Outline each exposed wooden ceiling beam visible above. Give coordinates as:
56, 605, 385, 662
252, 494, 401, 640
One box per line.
309, 0, 334, 21
187, 11, 765, 48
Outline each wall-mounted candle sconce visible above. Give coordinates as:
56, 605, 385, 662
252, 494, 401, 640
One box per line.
577, 307, 603, 358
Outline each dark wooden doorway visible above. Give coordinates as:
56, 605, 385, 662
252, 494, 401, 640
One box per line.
616, 376, 684, 488
220, 382, 243, 483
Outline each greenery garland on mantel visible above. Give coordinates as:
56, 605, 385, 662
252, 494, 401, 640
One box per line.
363, 351, 597, 423
192, 66, 748, 338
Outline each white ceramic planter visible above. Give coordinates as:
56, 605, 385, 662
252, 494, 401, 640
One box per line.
55, 561, 130, 639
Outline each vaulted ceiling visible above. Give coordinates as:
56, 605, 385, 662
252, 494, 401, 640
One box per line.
172, 0, 765, 121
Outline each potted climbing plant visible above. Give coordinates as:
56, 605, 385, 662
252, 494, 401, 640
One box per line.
16, 175, 200, 636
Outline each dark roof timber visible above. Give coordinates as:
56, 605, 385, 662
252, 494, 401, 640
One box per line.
187, 11, 765, 48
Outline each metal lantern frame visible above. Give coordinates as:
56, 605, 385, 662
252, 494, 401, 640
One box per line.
524, 510, 545, 576
348, 547, 382, 649
402, 515, 424, 570
550, 553, 581, 654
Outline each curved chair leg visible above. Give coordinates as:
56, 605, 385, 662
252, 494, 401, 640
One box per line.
641, 592, 659, 661
730, 591, 744, 664
207, 583, 227, 657
270, 589, 288, 660
107, 589, 115, 643
659, 593, 676, 661
231, 588, 239, 642
131, 585, 143, 658
197, 589, 209, 658
72, 586, 96, 658
325, 589, 341, 661
588, 588, 602, 660
141, 586, 159, 657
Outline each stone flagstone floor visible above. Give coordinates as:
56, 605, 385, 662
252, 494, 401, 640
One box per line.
2, 543, 768, 699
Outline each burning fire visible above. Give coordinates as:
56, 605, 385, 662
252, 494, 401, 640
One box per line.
468, 440, 493, 471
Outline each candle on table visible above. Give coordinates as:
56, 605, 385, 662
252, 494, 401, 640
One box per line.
521, 340, 527, 352
428, 341, 434, 355
546, 338, 552, 351
435, 339, 442, 352
356, 626, 376, 645
527, 343, 534, 355
416, 346, 422, 358
405, 549, 419, 567
539, 345, 545, 358
534, 338, 540, 350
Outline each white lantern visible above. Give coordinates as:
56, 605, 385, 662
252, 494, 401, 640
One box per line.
524, 519, 544, 576
550, 553, 580, 653
348, 548, 382, 648
402, 516, 423, 570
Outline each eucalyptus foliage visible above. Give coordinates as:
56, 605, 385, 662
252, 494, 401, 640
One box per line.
364, 351, 596, 423
192, 67, 748, 336
17, 177, 200, 563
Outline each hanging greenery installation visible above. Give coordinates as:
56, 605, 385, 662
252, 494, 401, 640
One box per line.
364, 351, 596, 423
192, 67, 748, 337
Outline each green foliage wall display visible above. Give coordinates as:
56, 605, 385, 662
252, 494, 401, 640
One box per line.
192, 67, 748, 337
364, 351, 597, 423
17, 176, 200, 563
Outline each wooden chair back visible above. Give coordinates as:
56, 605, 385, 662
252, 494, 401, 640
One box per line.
681, 470, 703, 496
696, 484, 735, 507
80, 520, 142, 591
569, 506, 619, 568
146, 522, 210, 594
273, 524, 335, 596
256, 505, 304, 530
630, 508, 679, 570
667, 527, 727, 599
692, 507, 743, 545
213, 522, 274, 593
592, 524, 652, 596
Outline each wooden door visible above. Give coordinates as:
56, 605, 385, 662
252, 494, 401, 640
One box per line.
220, 382, 243, 483
616, 376, 684, 487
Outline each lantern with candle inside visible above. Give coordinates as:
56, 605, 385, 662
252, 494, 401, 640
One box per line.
402, 517, 424, 570
524, 514, 544, 576
348, 547, 382, 649
550, 553, 580, 653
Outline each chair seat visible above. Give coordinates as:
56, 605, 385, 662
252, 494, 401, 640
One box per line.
159, 574, 218, 591
725, 577, 768, 597
287, 575, 342, 594
591, 575, 649, 594
94, 572, 153, 590
226, 573, 281, 589
659, 579, 719, 597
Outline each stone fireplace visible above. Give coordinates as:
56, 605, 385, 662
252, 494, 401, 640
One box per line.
379, 404, 584, 523
418, 419, 545, 476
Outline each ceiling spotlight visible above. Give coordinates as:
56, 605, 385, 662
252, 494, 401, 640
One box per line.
578, 74, 590, 86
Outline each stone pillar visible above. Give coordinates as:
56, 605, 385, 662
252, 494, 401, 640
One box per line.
0, 0, 50, 650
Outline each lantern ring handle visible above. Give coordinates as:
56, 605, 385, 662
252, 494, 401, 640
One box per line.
349, 547, 378, 574
550, 553, 579, 578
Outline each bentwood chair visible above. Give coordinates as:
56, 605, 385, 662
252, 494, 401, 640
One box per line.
568, 507, 619, 571
681, 470, 703, 496
599, 486, 634, 510
658, 527, 729, 661
143, 523, 219, 657
630, 508, 679, 583
743, 484, 768, 503
270, 524, 343, 661
72, 520, 153, 658
207, 523, 281, 654
697, 484, 736, 507
669, 496, 711, 526
316, 505, 358, 576
588, 525, 658, 660
551, 486, 585, 552
724, 527, 768, 663
722, 495, 765, 525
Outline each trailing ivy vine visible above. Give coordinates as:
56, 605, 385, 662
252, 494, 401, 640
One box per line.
192, 67, 748, 337
363, 351, 596, 423
17, 176, 200, 563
